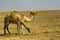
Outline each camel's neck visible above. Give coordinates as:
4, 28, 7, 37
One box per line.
24, 15, 34, 22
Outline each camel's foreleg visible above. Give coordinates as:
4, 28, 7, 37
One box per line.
17, 21, 21, 34
19, 23, 24, 34
21, 22, 31, 33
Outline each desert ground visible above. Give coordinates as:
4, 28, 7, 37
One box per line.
0, 10, 60, 40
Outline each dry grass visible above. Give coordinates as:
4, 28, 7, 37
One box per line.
0, 10, 60, 40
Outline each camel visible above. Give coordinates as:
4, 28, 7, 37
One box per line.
4, 11, 36, 35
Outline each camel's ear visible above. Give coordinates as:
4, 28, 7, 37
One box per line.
13, 11, 17, 13
11, 11, 17, 13
30, 12, 34, 16
30, 12, 37, 16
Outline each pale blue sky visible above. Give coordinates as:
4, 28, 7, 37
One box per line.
0, 0, 60, 11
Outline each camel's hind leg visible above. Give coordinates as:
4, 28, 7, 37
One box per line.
4, 24, 10, 35
4, 17, 10, 35
4, 25, 7, 35
4, 20, 10, 35
6, 25, 11, 34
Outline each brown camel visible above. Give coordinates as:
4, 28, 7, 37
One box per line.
4, 11, 36, 35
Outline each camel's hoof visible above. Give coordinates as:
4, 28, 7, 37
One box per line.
16, 33, 20, 35
20, 33, 25, 35
9, 32, 11, 34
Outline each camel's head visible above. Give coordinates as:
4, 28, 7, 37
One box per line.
11, 11, 17, 13
30, 12, 37, 16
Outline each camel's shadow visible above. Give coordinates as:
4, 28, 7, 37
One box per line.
0, 34, 4, 36
0, 33, 29, 36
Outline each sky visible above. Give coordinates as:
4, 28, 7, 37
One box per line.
0, 0, 60, 11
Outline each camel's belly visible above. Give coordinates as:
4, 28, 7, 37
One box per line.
9, 19, 18, 24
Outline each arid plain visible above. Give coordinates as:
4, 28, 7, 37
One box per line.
0, 10, 60, 40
